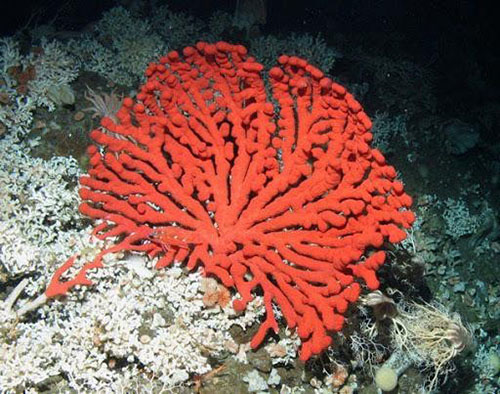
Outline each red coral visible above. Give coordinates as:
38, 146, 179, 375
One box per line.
46, 41, 415, 360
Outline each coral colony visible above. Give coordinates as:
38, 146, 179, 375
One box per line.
23, 42, 415, 361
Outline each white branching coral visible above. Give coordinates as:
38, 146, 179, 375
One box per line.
440, 197, 485, 240
0, 95, 36, 137
27, 39, 79, 111
151, 5, 207, 49
0, 36, 78, 139
371, 112, 409, 153
0, 38, 35, 136
249, 32, 340, 71
0, 255, 264, 391
0, 134, 85, 295
67, 7, 166, 85
0, 37, 21, 81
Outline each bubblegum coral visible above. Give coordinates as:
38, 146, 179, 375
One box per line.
44, 41, 414, 360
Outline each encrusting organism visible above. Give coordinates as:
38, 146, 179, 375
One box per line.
14, 41, 415, 361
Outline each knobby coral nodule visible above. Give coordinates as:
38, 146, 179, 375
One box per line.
25, 42, 415, 361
